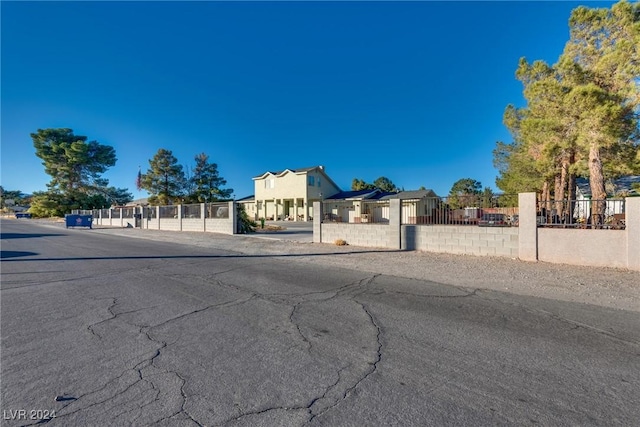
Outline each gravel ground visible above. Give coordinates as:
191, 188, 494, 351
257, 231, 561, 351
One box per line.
44, 222, 638, 314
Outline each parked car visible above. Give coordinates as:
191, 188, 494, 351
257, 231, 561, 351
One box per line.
15, 213, 32, 219
478, 213, 509, 227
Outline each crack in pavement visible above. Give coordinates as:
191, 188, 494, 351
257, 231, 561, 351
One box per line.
476, 292, 640, 347
224, 275, 384, 426
86, 297, 118, 339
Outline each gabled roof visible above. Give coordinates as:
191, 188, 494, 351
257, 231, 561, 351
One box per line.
236, 195, 255, 203
252, 165, 342, 193
576, 176, 640, 197
326, 189, 399, 201
381, 189, 439, 200
252, 166, 325, 180
325, 189, 381, 200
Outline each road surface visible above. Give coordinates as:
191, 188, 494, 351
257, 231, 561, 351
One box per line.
1, 219, 639, 426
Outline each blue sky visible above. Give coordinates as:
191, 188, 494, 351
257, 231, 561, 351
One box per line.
1, 1, 617, 200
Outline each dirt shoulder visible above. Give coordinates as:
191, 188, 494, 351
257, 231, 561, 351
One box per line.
34, 221, 640, 313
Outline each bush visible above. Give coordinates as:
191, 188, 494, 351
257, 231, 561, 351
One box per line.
237, 204, 257, 234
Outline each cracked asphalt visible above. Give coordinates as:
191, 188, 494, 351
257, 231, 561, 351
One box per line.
1, 219, 639, 426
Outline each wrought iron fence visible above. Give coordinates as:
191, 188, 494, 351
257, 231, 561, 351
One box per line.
182, 204, 201, 219
206, 202, 230, 219
321, 200, 391, 224
121, 207, 135, 218
536, 199, 626, 229
401, 196, 519, 226
159, 206, 178, 219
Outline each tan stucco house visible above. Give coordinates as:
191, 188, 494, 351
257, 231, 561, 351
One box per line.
245, 166, 341, 221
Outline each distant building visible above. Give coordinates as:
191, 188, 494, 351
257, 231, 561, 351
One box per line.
249, 166, 341, 221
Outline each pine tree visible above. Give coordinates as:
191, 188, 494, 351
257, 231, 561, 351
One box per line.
191, 153, 233, 202
141, 149, 186, 205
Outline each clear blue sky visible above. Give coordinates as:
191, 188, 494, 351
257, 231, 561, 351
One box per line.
1, 1, 616, 200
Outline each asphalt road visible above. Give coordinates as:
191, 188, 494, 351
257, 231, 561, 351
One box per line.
1, 219, 639, 426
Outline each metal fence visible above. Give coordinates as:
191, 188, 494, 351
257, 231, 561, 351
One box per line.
121, 207, 135, 218
159, 206, 178, 219
537, 199, 626, 229
206, 202, 230, 219
401, 196, 519, 226
321, 200, 391, 224
182, 204, 201, 219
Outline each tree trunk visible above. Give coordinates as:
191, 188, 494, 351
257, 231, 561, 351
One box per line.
589, 142, 607, 227
559, 155, 570, 224
554, 174, 562, 223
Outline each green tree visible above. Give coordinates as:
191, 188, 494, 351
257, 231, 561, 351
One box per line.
191, 153, 233, 202
351, 178, 376, 191
0, 187, 30, 209
481, 187, 495, 208
30, 128, 130, 214
351, 177, 399, 192
141, 149, 186, 205
373, 176, 400, 192
448, 178, 482, 208
495, 1, 640, 225
562, 1, 640, 222
32, 128, 117, 193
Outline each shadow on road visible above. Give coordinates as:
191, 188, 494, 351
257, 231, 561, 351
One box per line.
1, 251, 40, 259
0, 250, 401, 262
0, 233, 64, 240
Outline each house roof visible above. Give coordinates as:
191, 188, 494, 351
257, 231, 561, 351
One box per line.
381, 189, 439, 200
252, 166, 325, 180
325, 189, 381, 200
252, 165, 342, 193
326, 189, 399, 201
576, 176, 640, 197
236, 195, 255, 203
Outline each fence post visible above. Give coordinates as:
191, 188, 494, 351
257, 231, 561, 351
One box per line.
518, 192, 538, 262
201, 203, 206, 232
626, 197, 640, 271
108, 208, 113, 226
389, 199, 401, 250
313, 201, 323, 243
156, 206, 161, 230
230, 201, 237, 234
178, 204, 183, 231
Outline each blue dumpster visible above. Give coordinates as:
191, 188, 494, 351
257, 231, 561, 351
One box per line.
15, 213, 32, 219
65, 214, 93, 229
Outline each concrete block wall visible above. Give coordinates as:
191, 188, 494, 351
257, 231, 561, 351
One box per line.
402, 225, 519, 257
321, 223, 391, 248
146, 219, 160, 230
537, 228, 627, 269
159, 219, 181, 231
205, 218, 234, 235
182, 218, 204, 232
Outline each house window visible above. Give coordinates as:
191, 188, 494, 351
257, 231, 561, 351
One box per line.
265, 179, 274, 189
317, 178, 321, 187
308, 176, 315, 186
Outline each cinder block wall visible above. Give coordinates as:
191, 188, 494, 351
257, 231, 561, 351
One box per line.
321, 224, 390, 248
403, 225, 519, 257
159, 219, 181, 231
205, 219, 234, 235
182, 219, 204, 232
538, 228, 627, 268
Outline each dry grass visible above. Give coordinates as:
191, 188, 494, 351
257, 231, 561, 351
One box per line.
334, 239, 348, 246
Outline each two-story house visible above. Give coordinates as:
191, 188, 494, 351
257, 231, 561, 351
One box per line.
250, 166, 341, 221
